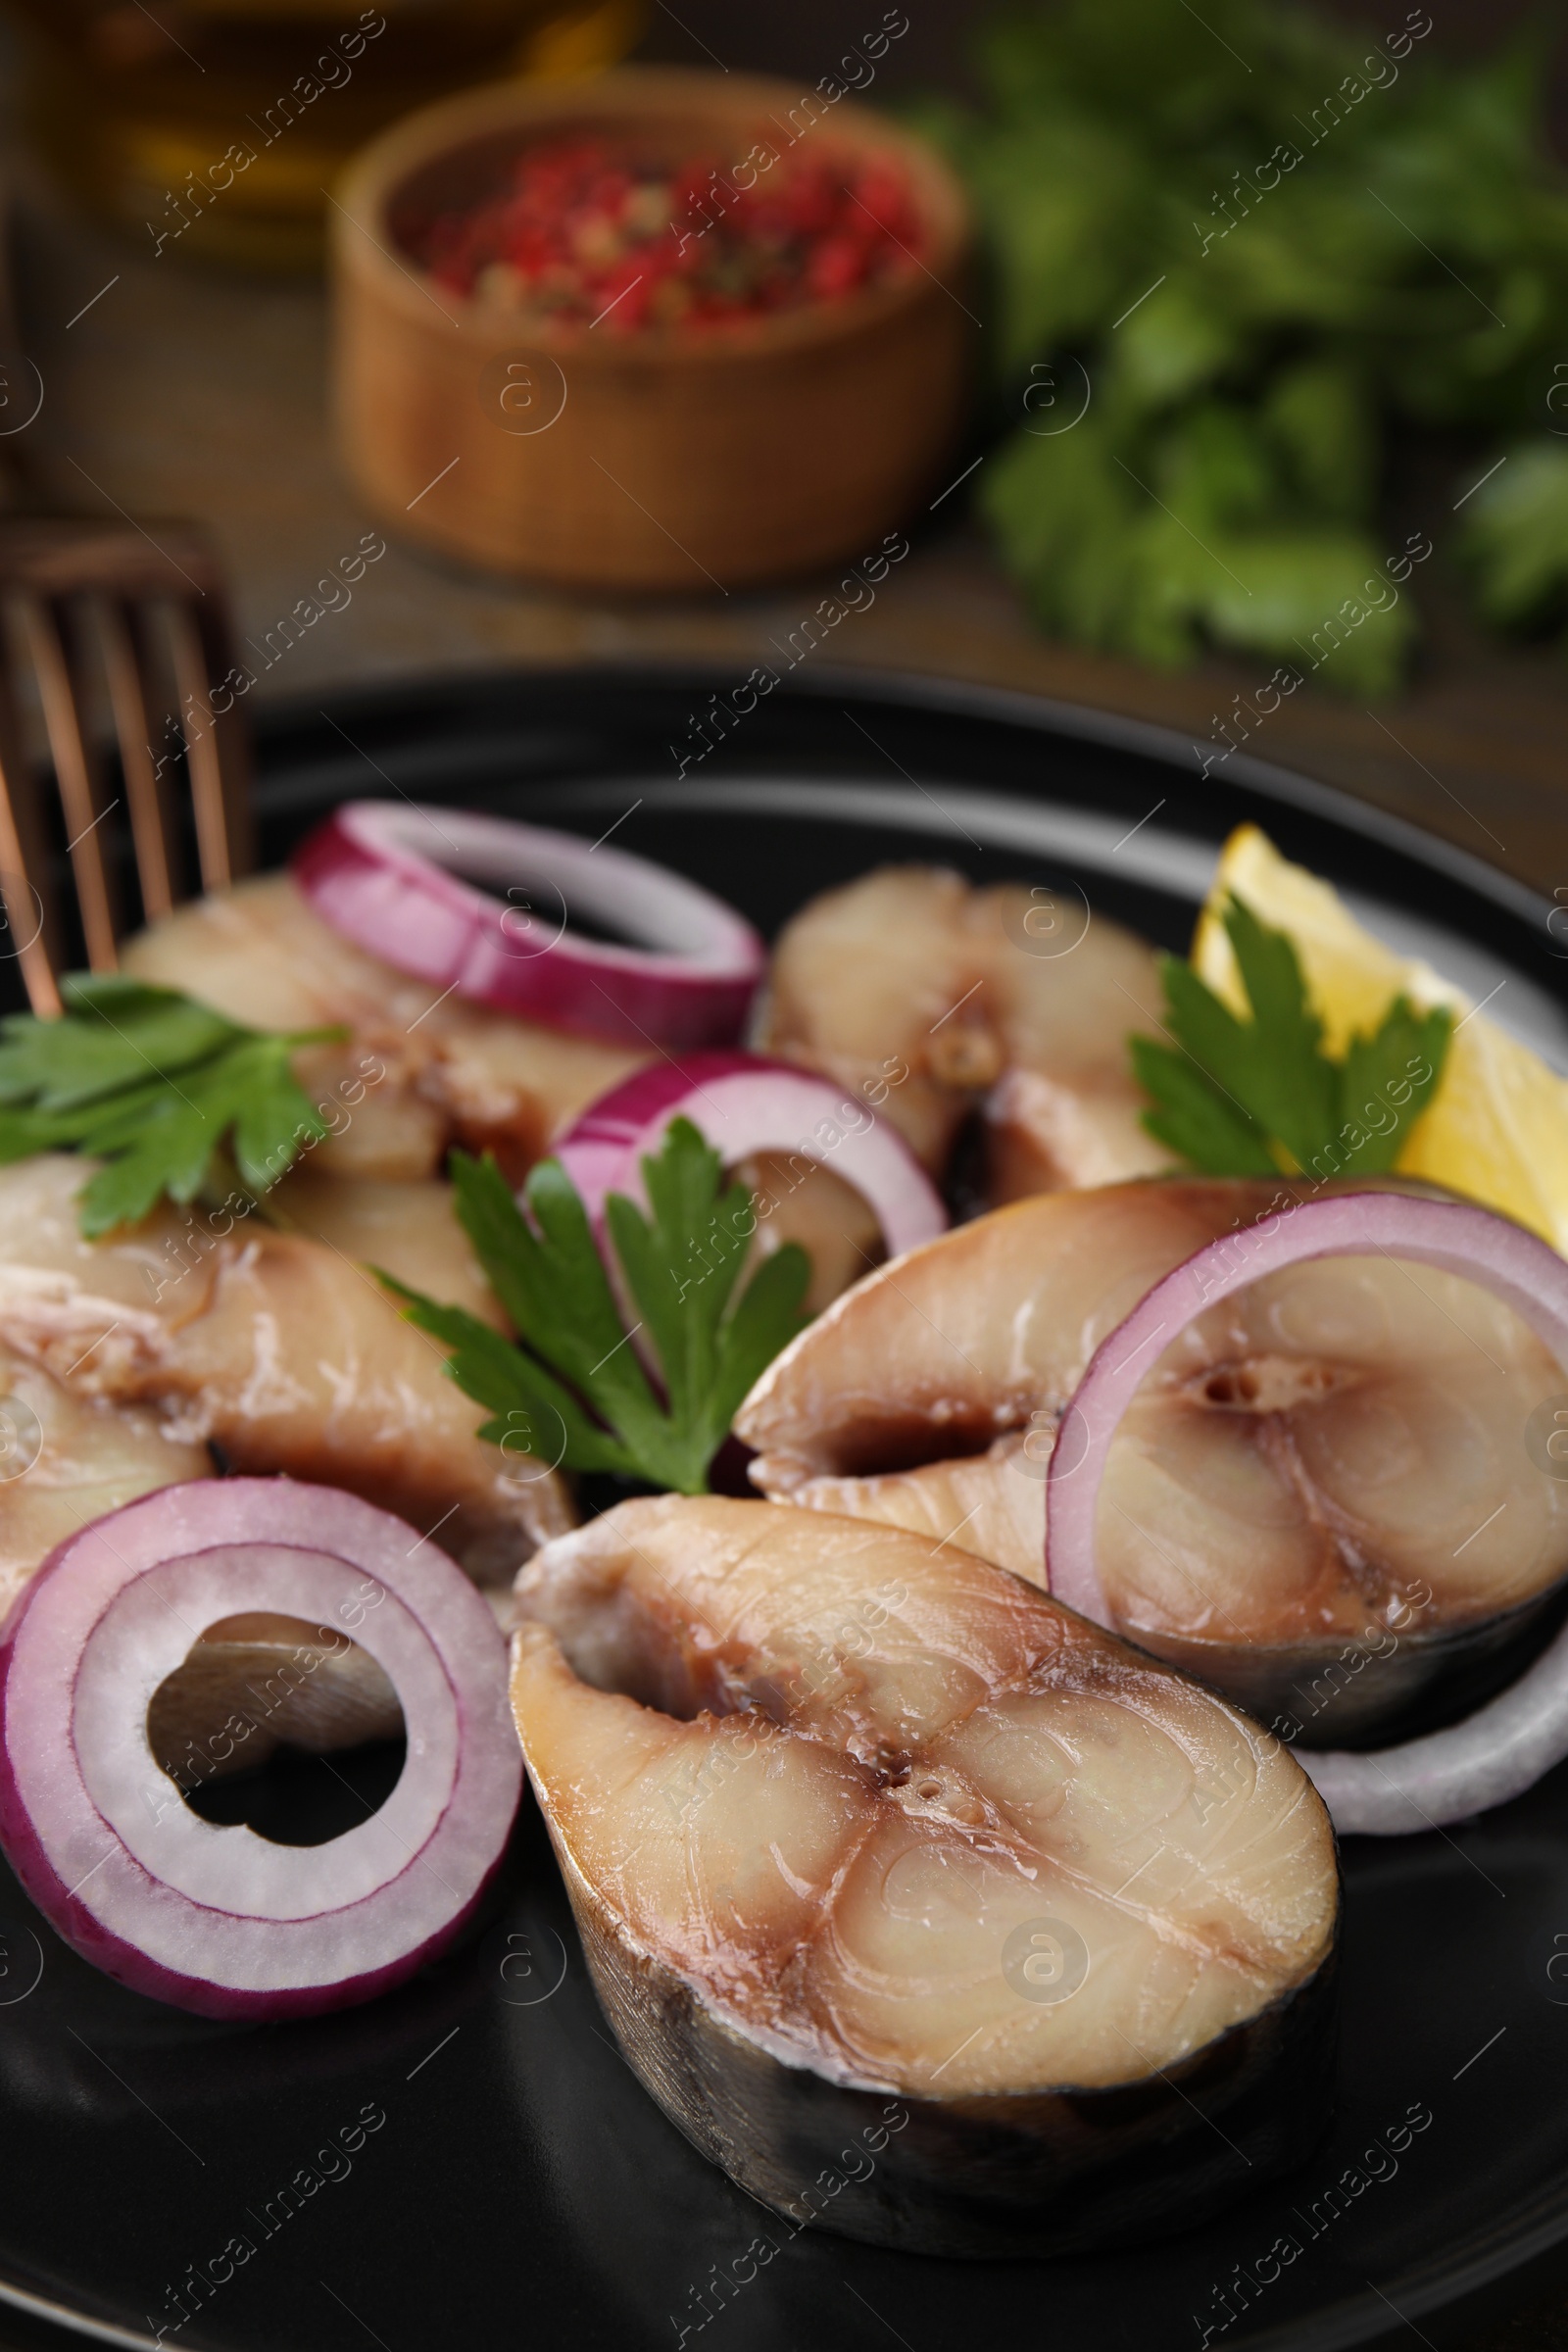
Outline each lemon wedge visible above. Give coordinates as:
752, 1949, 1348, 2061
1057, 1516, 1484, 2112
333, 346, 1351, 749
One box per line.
1193, 822, 1568, 1253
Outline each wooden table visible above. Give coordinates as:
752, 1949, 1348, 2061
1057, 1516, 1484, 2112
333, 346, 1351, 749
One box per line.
8, 166, 1568, 2352
13, 179, 1567, 904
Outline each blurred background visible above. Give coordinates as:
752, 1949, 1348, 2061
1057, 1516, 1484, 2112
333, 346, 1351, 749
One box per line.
0, 0, 1560, 895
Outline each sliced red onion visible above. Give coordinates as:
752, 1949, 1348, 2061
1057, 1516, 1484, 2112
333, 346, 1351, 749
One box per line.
292, 802, 764, 1048
554, 1052, 948, 1259
0, 1478, 520, 2017
1045, 1192, 1568, 1836
1302, 1621, 1568, 1835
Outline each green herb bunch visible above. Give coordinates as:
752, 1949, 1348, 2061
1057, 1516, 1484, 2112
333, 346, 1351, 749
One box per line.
913, 0, 1568, 688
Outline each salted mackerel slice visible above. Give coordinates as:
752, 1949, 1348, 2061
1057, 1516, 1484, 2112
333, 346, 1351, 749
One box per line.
510, 1496, 1340, 2256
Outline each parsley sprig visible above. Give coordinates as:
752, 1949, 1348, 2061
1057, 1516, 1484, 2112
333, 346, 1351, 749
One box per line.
0, 974, 347, 1236
1131, 896, 1452, 1180
381, 1119, 810, 1495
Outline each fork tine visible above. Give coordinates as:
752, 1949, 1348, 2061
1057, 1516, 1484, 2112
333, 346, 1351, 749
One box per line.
0, 517, 251, 1004
97, 595, 175, 923
0, 679, 60, 1017
17, 593, 119, 971
0, 640, 63, 1000
167, 601, 252, 894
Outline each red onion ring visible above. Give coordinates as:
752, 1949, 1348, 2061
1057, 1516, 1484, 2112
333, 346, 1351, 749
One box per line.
292, 802, 764, 1048
1044, 1192, 1568, 1835
554, 1052, 948, 1259
0, 1479, 521, 2017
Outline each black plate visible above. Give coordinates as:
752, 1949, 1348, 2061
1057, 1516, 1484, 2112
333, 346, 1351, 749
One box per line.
1, 665, 1566, 2352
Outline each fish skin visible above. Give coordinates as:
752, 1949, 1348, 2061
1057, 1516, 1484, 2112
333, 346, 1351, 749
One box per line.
736, 1178, 1568, 1745
0, 1156, 571, 1770
511, 1496, 1339, 2253
121, 877, 892, 1310
0, 1154, 570, 1579
0, 1338, 211, 1631
756, 864, 1170, 1196
122, 872, 647, 1185
738, 1178, 1269, 1492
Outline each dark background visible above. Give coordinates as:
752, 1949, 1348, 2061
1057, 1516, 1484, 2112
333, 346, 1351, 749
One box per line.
637, 0, 1568, 137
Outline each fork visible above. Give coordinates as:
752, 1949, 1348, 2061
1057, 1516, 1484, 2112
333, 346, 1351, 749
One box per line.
0, 155, 253, 1019
0, 514, 256, 1019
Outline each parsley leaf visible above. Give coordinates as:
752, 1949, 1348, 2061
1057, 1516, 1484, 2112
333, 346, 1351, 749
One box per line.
381, 1118, 811, 1496
1458, 441, 1568, 632
1133, 895, 1452, 1181
0, 974, 347, 1236
1129, 1021, 1277, 1176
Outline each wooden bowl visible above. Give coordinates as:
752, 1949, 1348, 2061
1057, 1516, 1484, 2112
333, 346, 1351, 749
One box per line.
329, 68, 975, 590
